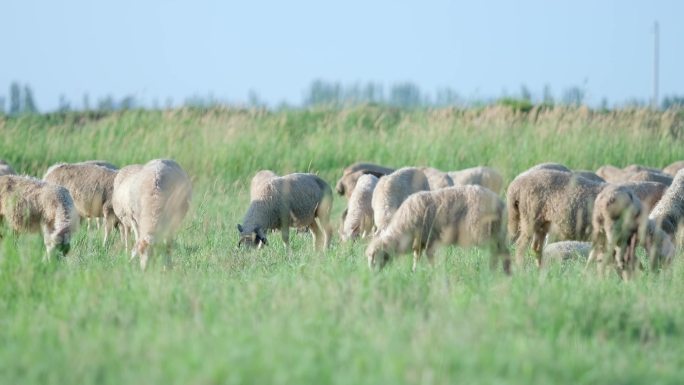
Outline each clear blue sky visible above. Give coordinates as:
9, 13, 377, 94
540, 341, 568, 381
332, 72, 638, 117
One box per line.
1, 0, 682, 110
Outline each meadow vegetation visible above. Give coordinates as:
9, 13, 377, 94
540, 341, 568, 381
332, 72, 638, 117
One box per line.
1, 105, 684, 384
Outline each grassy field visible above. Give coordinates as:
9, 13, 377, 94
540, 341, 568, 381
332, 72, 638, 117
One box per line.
2, 105, 684, 384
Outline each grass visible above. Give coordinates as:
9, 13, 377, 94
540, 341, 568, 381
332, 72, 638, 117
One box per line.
1, 105, 684, 384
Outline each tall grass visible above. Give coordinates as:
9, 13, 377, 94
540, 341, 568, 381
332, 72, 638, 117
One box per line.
1, 106, 684, 384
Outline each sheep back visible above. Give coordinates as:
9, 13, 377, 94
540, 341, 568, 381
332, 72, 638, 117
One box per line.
250, 170, 279, 201
341, 174, 378, 241
371, 167, 429, 231
448, 166, 504, 194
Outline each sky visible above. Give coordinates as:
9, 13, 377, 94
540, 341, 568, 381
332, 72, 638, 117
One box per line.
1, 0, 682, 110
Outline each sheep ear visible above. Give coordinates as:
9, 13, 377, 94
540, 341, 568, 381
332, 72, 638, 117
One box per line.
237, 224, 243, 232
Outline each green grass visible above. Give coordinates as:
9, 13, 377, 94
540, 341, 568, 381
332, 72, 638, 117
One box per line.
2, 106, 684, 384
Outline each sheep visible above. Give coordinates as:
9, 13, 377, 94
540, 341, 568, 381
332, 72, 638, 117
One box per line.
113, 160, 192, 270
0, 160, 16, 176
365, 185, 510, 273
649, 168, 684, 244
447, 166, 503, 194
526, 162, 606, 183
507, 169, 605, 267
250, 170, 279, 201
340, 174, 378, 241
238, 173, 333, 251
663, 160, 684, 177
574, 171, 606, 183
419, 167, 454, 190
371, 167, 430, 232
588, 184, 644, 279
0, 175, 79, 259
596, 164, 669, 184
43, 162, 119, 244
335, 162, 394, 198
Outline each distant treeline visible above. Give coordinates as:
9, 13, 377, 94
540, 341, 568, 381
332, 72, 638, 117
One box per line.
1, 80, 683, 116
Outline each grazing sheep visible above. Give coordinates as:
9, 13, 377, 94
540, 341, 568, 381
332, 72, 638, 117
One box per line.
526, 163, 606, 183
663, 160, 684, 177
43, 162, 119, 244
649, 169, 684, 244
507, 169, 605, 267
113, 160, 192, 270
588, 184, 644, 279
0, 175, 79, 259
574, 171, 606, 183
341, 174, 378, 241
447, 166, 503, 194
372, 167, 430, 232
335, 162, 394, 198
420, 167, 454, 190
238, 173, 333, 251
250, 170, 279, 201
0, 160, 16, 176
597, 164, 668, 184
365, 185, 510, 273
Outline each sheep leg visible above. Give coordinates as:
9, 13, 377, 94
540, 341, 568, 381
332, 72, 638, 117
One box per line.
412, 248, 421, 272
309, 220, 323, 251
280, 227, 290, 249
532, 229, 546, 268
514, 227, 533, 267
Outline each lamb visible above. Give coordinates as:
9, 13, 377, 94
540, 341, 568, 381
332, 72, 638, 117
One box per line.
542, 241, 592, 262
365, 185, 510, 273
112, 159, 192, 270
340, 174, 378, 241
335, 162, 394, 198
588, 184, 644, 279
649, 168, 684, 244
447, 166, 503, 194
0, 160, 16, 176
420, 167, 454, 190
250, 170, 279, 201
507, 169, 605, 267
663, 160, 684, 177
43, 162, 119, 243
238, 173, 333, 251
371, 167, 430, 232
0, 175, 79, 259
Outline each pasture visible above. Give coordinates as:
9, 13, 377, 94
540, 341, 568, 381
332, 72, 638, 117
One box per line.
2, 106, 684, 384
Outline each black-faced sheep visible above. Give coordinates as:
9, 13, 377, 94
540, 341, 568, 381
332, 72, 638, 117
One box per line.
371, 167, 430, 232
447, 166, 503, 194
238, 173, 333, 251
365, 185, 510, 273
43, 162, 119, 244
0, 175, 79, 259
113, 160, 192, 270
340, 174, 378, 241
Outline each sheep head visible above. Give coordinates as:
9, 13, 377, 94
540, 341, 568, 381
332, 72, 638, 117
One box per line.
237, 224, 268, 249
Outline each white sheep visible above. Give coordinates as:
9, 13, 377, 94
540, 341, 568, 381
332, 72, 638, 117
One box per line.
340, 174, 378, 241
366, 185, 510, 273
238, 173, 333, 251
0, 175, 79, 259
0, 160, 16, 176
335, 162, 394, 198
663, 160, 684, 177
371, 167, 430, 232
43, 162, 119, 244
447, 166, 503, 194
112, 159, 192, 270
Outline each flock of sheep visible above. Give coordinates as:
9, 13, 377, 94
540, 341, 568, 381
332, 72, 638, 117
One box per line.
2, 156, 684, 278
239, 160, 684, 279
0, 159, 192, 270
